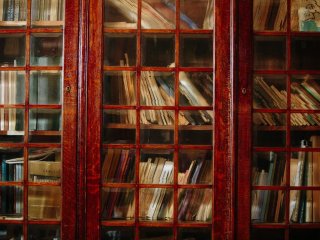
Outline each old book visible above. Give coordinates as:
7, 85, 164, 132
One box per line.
310, 135, 320, 222
28, 160, 61, 182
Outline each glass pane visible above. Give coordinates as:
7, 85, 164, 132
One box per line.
251, 229, 285, 240
178, 228, 211, 240
28, 186, 61, 220
291, 75, 320, 109
290, 229, 320, 240
251, 190, 285, 223
140, 110, 174, 144
30, 33, 63, 66
253, 0, 287, 32
291, 0, 320, 32
142, 34, 174, 67
28, 148, 61, 183
102, 149, 135, 183
101, 227, 134, 240
0, 71, 25, 104
0, 148, 23, 182
254, 36, 286, 70
28, 225, 60, 240
291, 37, 320, 70
179, 72, 213, 106
104, 0, 137, 29
139, 188, 173, 221
180, 0, 213, 29
31, 0, 64, 27
142, 0, 176, 29
0, 186, 23, 220
178, 150, 212, 184
104, 34, 136, 66
253, 112, 286, 147
101, 188, 135, 220
178, 188, 212, 222
141, 71, 175, 106
253, 75, 287, 109
0, 34, 25, 66
179, 110, 213, 145
103, 71, 136, 105
30, 71, 61, 105
252, 152, 286, 186
0, 224, 23, 239
0, 0, 27, 27
140, 149, 174, 184
103, 109, 136, 144
290, 116, 320, 147
0, 108, 24, 142
290, 190, 320, 223
180, 34, 213, 67
140, 228, 173, 240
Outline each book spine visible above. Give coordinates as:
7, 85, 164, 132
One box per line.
7, 0, 14, 21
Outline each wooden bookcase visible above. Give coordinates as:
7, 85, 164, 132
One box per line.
0, 0, 78, 239
86, 0, 233, 240
238, 0, 320, 240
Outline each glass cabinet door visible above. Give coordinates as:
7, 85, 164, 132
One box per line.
249, 0, 320, 239
0, 0, 77, 239
87, 0, 220, 239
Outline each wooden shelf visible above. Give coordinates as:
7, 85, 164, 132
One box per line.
0, 131, 24, 136
29, 131, 61, 136
0, 21, 26, 27
32, 21, 64, 27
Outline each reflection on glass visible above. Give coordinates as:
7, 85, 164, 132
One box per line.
253, 113, 286, 147
0, 71, 25, 104
103, 109, 136, 144
0, 186, 23, 219
101, 226, 134, 240
139, 188, 173, 221
142, 34, 174, 67
0, 0, 27, 26
253, 0, 287, 32
251, 229, 285, 240
290, 190, 320, 223
291, 75, 320, 109
101, 188, 135, 220
180, 0, 213, 29
290, 117, 320, 147
251, 190, 285, 223
31, 0, 64, 27
0, 148, 23, 182
142, 0, 175, 29
140, 149, 173, 184
140, 227, 173, 240
0, 107, 24, 142
0, 224, 23, 239
179, 110, 213, 145
103, 71, 136, 105
291, 37, 320, 70
179, 150, 212, 184
102, 149, 135, 183
28, 186, 61, 220
30, 71, 62, 105
104, 34, 136, 66
31, 34, 63, 66
140, 110, 174, 144
290, 229, 320, 240
28, 148, 61, 183
180, 34, 213, 67
29, 109, 61, 131
254, 36, 286, 70
104, 0, 137, 29
179, 72, 213, 106
178, 228, 211, 240
291, 0, 320, 32
0, 34, 25, 66
29, 225, 60, 240
178, 188, 212, 222
253, 75, 286, 109
252, 152, 286, 186
141, 71, 174, 106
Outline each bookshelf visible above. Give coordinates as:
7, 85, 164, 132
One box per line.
0, 0, 77, 240
238, 0, 320, 239
86, 0, 234, 239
